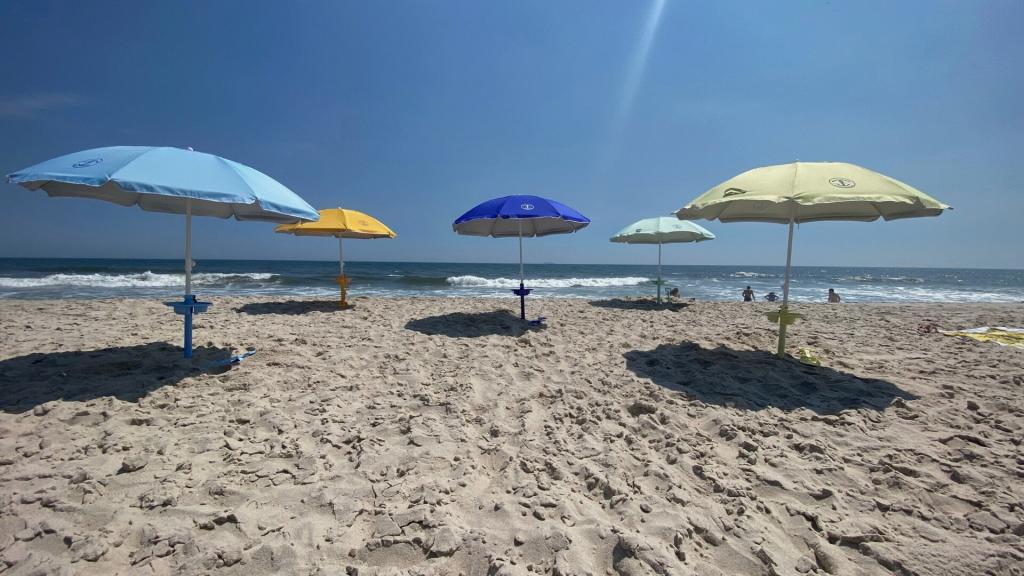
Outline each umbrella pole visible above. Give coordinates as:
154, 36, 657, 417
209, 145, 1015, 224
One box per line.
518, 222, 526, 320
777, 215, 796, 357
657, 242, 663, 304
337, 236, 348, 308
183, 199, 193, 358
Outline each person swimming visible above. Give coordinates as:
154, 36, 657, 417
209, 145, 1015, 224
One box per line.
742, 286, 755, 302
764, 291, 779, 302
828, 288, 842, 303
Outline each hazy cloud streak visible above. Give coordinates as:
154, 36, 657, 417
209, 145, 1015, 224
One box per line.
0, 93, 80, 118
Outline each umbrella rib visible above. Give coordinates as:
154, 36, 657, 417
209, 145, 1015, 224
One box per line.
789, 161, 801, 221
213, 156, 261, 217
116, 148, 226, 202
108, 147, 161, 203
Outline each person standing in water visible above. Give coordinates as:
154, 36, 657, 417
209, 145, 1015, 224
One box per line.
764, 291, 779, 302
742, 286, 755, 302
828, 288, 842, 303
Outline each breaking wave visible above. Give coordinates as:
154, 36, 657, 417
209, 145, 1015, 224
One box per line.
0, 272, 279, 289
843, 275, 925, 283
446, 275, 650, 288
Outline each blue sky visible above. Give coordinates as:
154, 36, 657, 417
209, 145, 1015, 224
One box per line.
1, 1, 1020, 268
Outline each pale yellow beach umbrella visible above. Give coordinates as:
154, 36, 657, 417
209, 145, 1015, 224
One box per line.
675, 161, 950, 356
275, 208, 396, 308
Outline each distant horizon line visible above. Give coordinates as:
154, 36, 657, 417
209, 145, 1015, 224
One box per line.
0, 256, 1019, 272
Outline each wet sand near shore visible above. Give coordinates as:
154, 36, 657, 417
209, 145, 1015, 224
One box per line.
0, 297, 1022, 575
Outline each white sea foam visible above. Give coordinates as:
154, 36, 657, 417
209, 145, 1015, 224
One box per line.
1, 266, 1020, 304
845, 275, 925, 283
749, 284, 1024, 304
828, 286, 1022, 303
446, 275, 650, 289
0, 272, 278, 289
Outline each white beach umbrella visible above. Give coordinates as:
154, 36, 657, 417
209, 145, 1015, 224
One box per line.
610, 217, 715, 303
676, 161, 949, 356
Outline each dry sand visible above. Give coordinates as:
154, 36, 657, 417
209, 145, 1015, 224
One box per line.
0, 296, 1022, 575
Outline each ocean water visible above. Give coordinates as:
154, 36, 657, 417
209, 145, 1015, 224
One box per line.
0, 258, 1021, 303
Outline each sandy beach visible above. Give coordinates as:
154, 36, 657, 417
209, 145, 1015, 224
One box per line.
0, 296, 1021, 575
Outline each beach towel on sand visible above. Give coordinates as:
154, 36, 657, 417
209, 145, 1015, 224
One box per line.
941, 327, 1024, 349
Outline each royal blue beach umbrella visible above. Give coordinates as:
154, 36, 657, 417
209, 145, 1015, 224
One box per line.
452, 195, 590, 320
7, 146, 319, 358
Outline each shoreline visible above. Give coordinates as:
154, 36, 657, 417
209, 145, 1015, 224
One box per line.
3, 261, 1022, 305
2, 295, 1023, 305
1, 297, 1022, 574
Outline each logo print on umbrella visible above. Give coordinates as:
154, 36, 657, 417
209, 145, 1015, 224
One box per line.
73, 158, 103, 168
829, 177, 856, 188
521, 203, 535, 211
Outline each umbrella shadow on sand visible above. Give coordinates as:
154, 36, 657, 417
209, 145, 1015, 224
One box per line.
0, 342, 233, 414
625, 342, 916, 415
235, 300, 345, 315
589, 299, 690, 312
405, 310, 544, 338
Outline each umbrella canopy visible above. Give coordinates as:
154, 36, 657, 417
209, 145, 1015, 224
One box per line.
275, 208, 395, 238
8, 146, 319, 222
674, 161, 947, 224
453, 195, 590, 319
7, 146, 319, 358
610, 217, 715, 303
611, 216, 715, 244
275, 208, 396, 308
675, 161, 949, 356
453, 195, 589, 237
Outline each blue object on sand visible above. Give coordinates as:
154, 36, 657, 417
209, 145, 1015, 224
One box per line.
164, 296, 211, 359
8, 146, 319, 357
528, 316, 546, 327
452, 195, 589, 319
205, 349, 257, 370
512, 285, 533, 320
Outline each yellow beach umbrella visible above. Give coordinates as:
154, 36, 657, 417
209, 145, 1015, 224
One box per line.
275, 208, 396, 307
676, 161, 949, 357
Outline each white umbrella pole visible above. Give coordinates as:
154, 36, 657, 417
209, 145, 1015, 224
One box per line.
338, 236, 348, 308
516, 220, 527, 320
339, 236, 344, 276
657, 242, 663, 304
777, 215, 796, 357
185, 198, 193, 297
518, 222, 524, 285
182, 198, 194, 358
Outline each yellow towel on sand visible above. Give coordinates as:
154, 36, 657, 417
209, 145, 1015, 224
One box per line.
941, 327, 1024, 349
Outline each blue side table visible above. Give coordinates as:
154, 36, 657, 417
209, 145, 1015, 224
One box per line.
165, 295, 211, 358
512, 282, 532, 320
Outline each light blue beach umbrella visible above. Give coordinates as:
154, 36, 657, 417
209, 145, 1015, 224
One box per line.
7, 146, 319, 358
610, 217, 715, 303
453, 195, 590, 320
